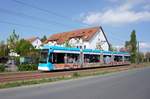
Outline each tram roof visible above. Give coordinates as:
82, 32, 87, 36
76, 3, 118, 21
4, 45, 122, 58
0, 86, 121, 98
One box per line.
41, 45, 80, 51
112, 51, 130, 55
41, 45, 130, 55
83, 49, 102, 53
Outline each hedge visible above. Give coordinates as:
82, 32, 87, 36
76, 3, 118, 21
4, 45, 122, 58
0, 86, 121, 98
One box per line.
17, 64, 38, 71
0, 64, 5, 72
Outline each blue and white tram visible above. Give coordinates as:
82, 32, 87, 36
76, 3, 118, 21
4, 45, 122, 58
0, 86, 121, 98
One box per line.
38, 45, 130, 71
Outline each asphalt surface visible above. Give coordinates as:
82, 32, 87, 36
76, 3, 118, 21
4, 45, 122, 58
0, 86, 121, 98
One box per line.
0, 67, 150, 99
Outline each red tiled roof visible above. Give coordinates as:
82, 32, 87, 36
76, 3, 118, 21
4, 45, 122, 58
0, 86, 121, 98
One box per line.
26, 37, 39, 43
45, 27, 100, 44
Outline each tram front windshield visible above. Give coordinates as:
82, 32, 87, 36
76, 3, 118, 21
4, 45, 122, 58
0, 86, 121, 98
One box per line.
39, 49, 49, 63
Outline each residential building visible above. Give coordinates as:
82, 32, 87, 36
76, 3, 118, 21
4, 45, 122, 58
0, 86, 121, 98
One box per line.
45, 26, 110, 51
26, 37, 42, 49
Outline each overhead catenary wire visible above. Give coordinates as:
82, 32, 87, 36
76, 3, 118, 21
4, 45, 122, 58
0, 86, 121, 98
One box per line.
12, 0, 90, 27
0, 19, 127, 48
0, 7, 127, 45
102, 30, 127, 47
12, 0, 129, 43
109, 34, 126, 43
0, 0, 129, 45
0, 7, 73, 29
0, 20, 56, 32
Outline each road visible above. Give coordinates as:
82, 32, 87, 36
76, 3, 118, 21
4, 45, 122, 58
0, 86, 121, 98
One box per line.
0, 67, 150, 99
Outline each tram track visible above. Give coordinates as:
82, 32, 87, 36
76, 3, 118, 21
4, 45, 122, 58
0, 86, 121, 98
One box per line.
0, 64, 146, 83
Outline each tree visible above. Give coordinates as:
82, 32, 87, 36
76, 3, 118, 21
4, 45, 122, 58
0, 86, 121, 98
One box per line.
0, 41, 9, 56
138, 52, 144, 63
0, 41, 5, 56
145, 52, 150, 62
125, 41, 132, 52
7, 29, 19, 51
15, 39, 40, 64
15, 39, 34, 56
129, 30, 137, 63
41, 35, 47, 42
109, 44, 117, 51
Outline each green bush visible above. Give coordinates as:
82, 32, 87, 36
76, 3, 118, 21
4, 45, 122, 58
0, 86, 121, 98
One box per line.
0, 64, 5, 72
17, 64, 37, 71
15, 57, 20, 65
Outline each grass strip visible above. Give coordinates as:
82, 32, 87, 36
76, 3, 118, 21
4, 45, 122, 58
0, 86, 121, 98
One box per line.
0, 70, 113, 89
0, 63, 150, 89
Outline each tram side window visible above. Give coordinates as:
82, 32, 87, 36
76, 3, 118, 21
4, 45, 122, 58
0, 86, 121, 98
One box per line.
67, 53, 80, 64
124, 56, 130, 62
84, 54, 100, 63
114, 56, 123, 62
51, 53, 65, 64
50, 53, 80, 64
103, 55, 111, 64
114, 56, 122, 62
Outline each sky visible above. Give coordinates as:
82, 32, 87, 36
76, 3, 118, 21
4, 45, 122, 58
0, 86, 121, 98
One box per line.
0, 0, 150, 52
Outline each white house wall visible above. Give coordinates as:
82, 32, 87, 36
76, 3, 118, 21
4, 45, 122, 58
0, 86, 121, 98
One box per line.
99, 30, 109, 50
88, 30, 109, 51
48, 41, 57, 46
47, 28, 109, 51
69, 38, 83, 48
83, 41, 89, 49
32, 39, 42, 49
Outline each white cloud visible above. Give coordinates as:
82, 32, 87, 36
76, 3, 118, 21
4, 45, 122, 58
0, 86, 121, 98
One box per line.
82, 10, 150, 25
139, 42, 150, 52
140, 42, 150, 49
81, 0, 150, 25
